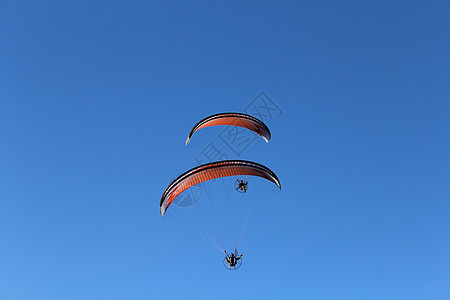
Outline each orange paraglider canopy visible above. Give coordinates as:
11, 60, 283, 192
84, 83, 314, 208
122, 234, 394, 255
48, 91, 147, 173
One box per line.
160, 160, 281, 216
185, 112, 271, 145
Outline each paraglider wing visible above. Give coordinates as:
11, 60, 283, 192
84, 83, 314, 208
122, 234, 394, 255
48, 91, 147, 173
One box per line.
160, 160, 281, 216
185, 112, 271, 145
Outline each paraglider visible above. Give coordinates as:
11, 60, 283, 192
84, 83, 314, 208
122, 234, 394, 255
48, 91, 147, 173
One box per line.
185, 112, 271, 146
224, 249, 243, 270
160, 160, 281, 216
160, 112, 281, 270
235, 179, 248, 193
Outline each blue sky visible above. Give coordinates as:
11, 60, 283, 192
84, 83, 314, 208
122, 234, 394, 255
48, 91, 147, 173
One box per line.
1, 1, 449, 299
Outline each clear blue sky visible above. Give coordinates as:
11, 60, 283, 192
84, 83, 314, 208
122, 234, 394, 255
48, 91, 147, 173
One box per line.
1, 1, 449, 299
